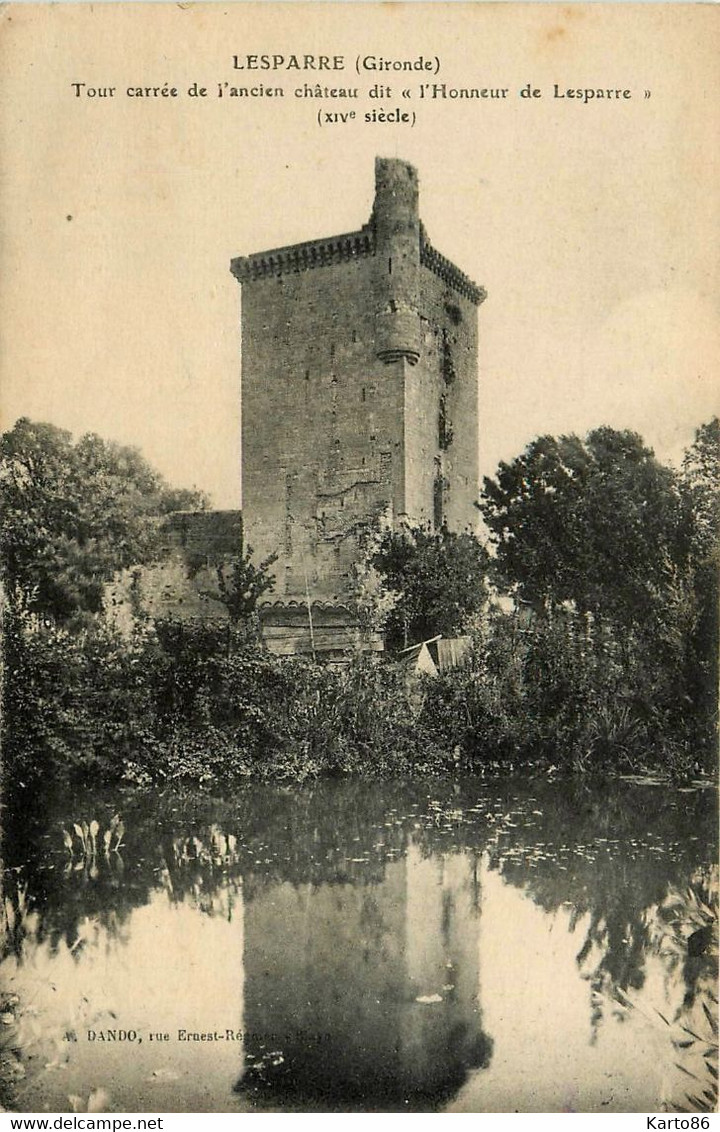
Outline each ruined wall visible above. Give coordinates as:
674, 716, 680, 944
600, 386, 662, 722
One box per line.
162, 510, 244, 562
105, 510, 244, 631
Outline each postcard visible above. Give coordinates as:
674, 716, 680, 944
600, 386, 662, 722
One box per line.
1, 3, 717, 1116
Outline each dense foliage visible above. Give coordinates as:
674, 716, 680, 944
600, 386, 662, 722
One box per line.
2, 418, 717, 794
479, 428, 687, 625
369, 525, 489, 650
478, 422, 719, 768
0, 418, 207, 621
678, 418, 720, 759
2, 613, 440, 792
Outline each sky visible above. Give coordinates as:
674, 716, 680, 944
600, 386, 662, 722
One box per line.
2, 3, 718, 508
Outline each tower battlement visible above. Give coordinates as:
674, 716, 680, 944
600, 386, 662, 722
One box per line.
230, 225, 376, 283
231, 158, 485, 302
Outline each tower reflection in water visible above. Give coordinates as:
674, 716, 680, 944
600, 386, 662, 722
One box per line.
237, 845, 492, 1110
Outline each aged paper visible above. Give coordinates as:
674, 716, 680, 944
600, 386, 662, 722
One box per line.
3, 3, 718, 494
1, 2, 718, 1116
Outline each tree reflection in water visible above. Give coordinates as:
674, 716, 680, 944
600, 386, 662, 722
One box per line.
1, 775, 716, 1112
477, 778, 716, 1035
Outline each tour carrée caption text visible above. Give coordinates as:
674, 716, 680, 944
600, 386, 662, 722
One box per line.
69, 52, 638, 106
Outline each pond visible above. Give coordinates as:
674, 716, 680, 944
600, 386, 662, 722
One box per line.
1, 774, 717, 1113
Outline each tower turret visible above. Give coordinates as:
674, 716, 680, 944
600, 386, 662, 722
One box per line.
373, 157, 421, 365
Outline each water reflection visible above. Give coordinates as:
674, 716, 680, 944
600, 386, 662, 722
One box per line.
1, 775, 716, 1112
238, 847, 490, 1108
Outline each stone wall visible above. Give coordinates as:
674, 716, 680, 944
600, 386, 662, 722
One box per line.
412, 253, 480, 533
106, 510, 244, 631
238, 253, 403, 605
162, 510, 244, 562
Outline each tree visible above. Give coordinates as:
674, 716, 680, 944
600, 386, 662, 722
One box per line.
479, 424, 720, 769
681, 417, 720, 561
479, 428, 687, 626
678, 418, 720, 755
370, 525, 488, 650
212, 543, 278, 625
1, 418, 208, 621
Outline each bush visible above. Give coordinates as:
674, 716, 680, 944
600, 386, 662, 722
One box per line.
417, 606, 704, 777
2, 606, 161, 791
3, 599, 713, 795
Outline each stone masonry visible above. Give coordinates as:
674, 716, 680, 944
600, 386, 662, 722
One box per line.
231, 157, 486, 654
106, 510, 244, 631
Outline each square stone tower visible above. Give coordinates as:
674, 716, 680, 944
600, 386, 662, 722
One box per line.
230, 158, 485, 653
